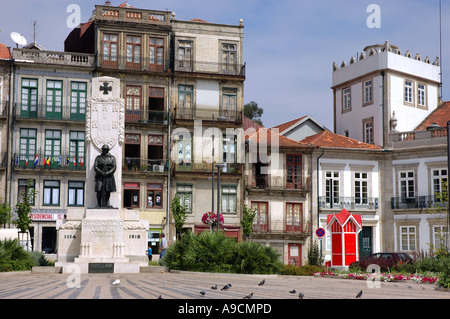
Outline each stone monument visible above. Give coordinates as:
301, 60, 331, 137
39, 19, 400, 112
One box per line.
56, 76, 148, 273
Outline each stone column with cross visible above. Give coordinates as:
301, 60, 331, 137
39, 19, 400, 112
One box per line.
85, 76, 124, 209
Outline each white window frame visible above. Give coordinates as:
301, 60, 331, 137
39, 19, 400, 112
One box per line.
404, 80, 414, 104
417, 83, 426, 108
363, 79, 373, 104
342, 87, 351, 111
400, 226, 416, 251
363, 118, 374, 144
399, 171, 415, 198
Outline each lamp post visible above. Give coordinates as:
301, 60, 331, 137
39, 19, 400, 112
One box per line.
216, 163, 226, 231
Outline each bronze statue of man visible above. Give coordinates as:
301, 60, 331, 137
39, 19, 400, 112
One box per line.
94, 144, 117, 208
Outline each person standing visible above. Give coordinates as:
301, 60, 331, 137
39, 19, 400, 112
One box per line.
147, 246, 152, 261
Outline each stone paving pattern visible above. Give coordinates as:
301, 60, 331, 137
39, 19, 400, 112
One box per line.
0, 270, 449, 299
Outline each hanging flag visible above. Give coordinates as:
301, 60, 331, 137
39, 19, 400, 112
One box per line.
15, 155, 19, 165
73, 156, 77, 166
66, 156, 70, 165
25, 157, 28, 166
46, 158, 50, 166
58, 156, 61, 166
34, 154, 39, 166
80, 156, 83, 167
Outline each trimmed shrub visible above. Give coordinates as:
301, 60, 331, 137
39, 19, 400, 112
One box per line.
0, 239, 34, 271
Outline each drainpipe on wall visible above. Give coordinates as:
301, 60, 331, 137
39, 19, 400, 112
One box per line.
316, 148, 324, 257
381, 71, 385, 148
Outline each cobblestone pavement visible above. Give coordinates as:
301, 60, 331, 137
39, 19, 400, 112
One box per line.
0, 270, 449, 300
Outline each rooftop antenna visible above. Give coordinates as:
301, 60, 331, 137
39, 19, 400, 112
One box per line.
10, 32, 27, 48
33, 21, 37, 45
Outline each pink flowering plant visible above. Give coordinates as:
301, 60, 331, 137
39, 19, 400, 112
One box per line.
202, 211, 224, 228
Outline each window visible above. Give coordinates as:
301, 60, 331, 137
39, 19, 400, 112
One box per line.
222, 88, 237, 119
177, 40, 193, 70
102, 33, 118, 67
223, 134, 236, 164
363, 119, 374, 144
286, 203, 302, 232
68, 181, 84, 206
354, 172, 368, 205
43, 180, 60, 206
286, 154, 302, 189
343, 87, 351, 111
69, 131, 85, 168
221, 43, 237, 74
123, 183, 139, 208
221, 186, 237, 214
251, 201, 268, 232
325, 171, 340, 206
19, 128, 36, 165
70, 82, 87, 120
417, 83, 426, 107
432, 169, 447, 195
399, 171, 415, 198
400, 226, 416, 251
44, 130, 61, 167
176, 184, 192, 213
363, 80, 373, 104
46, 80, 63, 119
432, 225, 449, 250
176, 134, 192, 170
125, 85, 142, 122
149, 37, 164, 71
126, 35, 141, 69
18, 179, 35, 205
21, 78, 38, 118
404, 80, 414, 104
147, 184, 163, 208
178, 85, 193, 119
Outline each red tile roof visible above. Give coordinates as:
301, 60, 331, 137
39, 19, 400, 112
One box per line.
271, 116, 306, 133
301, 130, 382, 150
415, 101, 450, 130
0, 43, 11, 60
244, 117, 315, 149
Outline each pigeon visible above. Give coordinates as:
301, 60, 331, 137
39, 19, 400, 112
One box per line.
221, 283, 232, 291
157, 295, 163, 299
211, 285, 217, 290
356, 290, 363, 298
298, 292, 304, 299
243, 292, 253, 299
200, 290, 206, 296
112, 279, 120, 285
258, 279, 265, 286
289, 289, 296, 294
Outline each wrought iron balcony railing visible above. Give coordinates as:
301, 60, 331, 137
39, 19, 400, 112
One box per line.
123, 158, 168, 173
14, 102, 85, 122
13, 153, 85, 170
125, 109, 168, 124
319, 196, 379, 210
391, 195, 445, 209
246, 176, 311, 192
175, 106, 242, 122
174, 59, 246, 77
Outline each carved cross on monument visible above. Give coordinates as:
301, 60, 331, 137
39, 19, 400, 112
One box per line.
100, 82, 112, 95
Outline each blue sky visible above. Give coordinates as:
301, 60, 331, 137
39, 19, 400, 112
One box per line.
0, 0, 448, 130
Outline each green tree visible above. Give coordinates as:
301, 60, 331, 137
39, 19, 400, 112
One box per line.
171, 195, 187, 240
307, 240, 324, 266
244, 101, 264, 126
427, 180, 449, 257
14, 179, 37, 250
0, 197, 11, 227
241, 204, 256, 239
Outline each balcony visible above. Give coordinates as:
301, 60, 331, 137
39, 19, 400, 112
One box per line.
246, 176, 311, 194
14, 102, 85, 122
389, 128, 447, 149
173, 161, 242, 175
13, 153, 85, 171
98, 55, 171, 73
13, 49, 95, 68
319, 196, 379, 210
174, 106, 242, 123
251, 221, 311, 240
123, 158, 168, 173
125, 109, 168, 125
391, 195, 444, 210
174, 59, 246, 78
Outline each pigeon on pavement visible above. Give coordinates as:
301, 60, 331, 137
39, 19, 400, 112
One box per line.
289, 289, 296, 294
258, 279, 265, 286
211, 285, 217, 290
221, 283, 232, 290
356, 290, 363, 298
243, 292, 253, 299
298, 292, 304, 299
112, 279, 120, 285
200, 290, 206, 296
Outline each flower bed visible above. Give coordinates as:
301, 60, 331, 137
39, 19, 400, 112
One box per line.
313, 271, 439, 284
